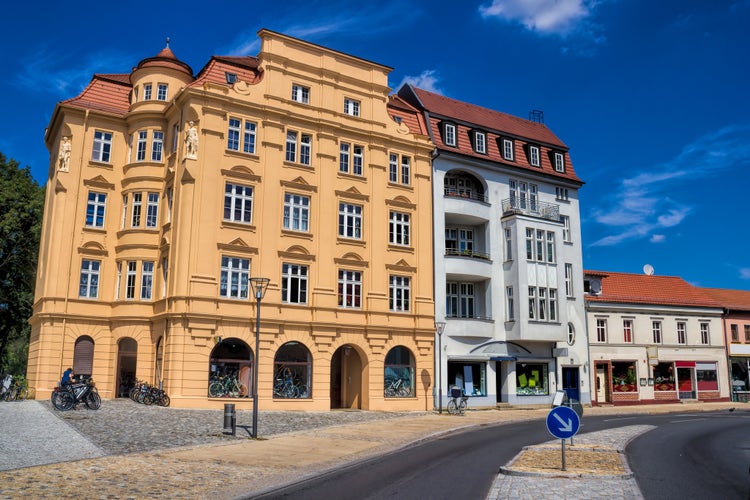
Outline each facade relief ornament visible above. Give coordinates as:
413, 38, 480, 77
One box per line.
185, 121, 199, 159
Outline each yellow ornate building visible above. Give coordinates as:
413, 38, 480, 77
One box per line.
28, 30, 436, 410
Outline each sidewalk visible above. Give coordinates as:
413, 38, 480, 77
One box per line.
0, 400, 742, 499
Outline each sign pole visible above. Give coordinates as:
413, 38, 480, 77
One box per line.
561, 438, 566, 471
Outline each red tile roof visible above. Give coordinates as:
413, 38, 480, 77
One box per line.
397, 85, 582, 184
192, 56, 262, 88
584, 270, 723, 308
387, 95, 429, 136
61, 74, 131, 116
701, 287, 750, 312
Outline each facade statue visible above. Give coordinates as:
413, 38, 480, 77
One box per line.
58, 136, 71, 171
185, 121, 199, 159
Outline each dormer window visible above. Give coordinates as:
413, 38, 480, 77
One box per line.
502, 138, 514, 161
444, 123, 457, 147
554, 152, 565, 172
225, 72, 238, 84
473, 131, 486, 154
528, 145, 540, 167
291, 84, 310, 104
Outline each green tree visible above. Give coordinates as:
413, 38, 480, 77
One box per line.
0, 153, 44, 375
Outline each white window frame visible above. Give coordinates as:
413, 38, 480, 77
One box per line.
529, 145, 540, 166
286, 131, 311, 165
126, 261, 137, 300
220, 256, 250, 299
556, 187, 570, 200
283, 193, 310, 232
561, 215, 571, 242
352, 145, 363, 175
504, 228, 513, 261
677, 321, 687, 345
338, 270, 362, 308
282, 263, 308, 304
141, 261, 154, 300
157, 83, 168, 101
338, 202, 363, 239
565, 263, 574, 297
554, 152, 565, 172
506, 286, 514, 321
339, 142, 350, 173
652, 321, 662, 344
224, 182, 253, 224
131, 192, 142, 227
79, 259, 100, 299
227, 117, 257, 154
389, 153, 398, 183
86, 192, 107, 228
151, 131, 164, 162
136, 131, 148, 161
146, 192, 159, 228
343, 98, 360, 117
389, 211, 410, 246
444, 123, 456, 147
143, 83, 152, 100
503, 138, 514, 161
92, 130, 113, 163
389, 275, 411, 312
700, 322, 710, 345
446, 282, 475, 319
291, 84, 310, 104
401, 156, 411, 185
474, 131, 486, 154
596, 318, 607, 342
623, 319, 634, 343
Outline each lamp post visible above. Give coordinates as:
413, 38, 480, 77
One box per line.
435, 321, 446, 414
249, 277, 270, 439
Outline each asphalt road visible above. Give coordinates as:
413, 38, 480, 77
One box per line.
251, 410, 750, 500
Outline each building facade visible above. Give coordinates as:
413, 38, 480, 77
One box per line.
585, 271, 729, 404
702, 287, 750, 401
398, 86, 590, 407
28, 30, 436, 410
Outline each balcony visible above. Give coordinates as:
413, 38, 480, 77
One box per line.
444, 187, 488, 203
444, 248, 490, 260
502, 198, 559, 222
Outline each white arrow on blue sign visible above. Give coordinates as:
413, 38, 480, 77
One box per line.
546, 405, 580, 439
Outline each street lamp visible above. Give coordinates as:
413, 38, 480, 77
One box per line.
435, 321, 446, 414
249, 277, 270, 438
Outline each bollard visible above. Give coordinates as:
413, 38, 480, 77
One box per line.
223, 403, 236, 435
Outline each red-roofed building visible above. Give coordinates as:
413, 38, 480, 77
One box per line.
584, 271, 729, 405
701, 287, 750, 400
398, 85, 589, 407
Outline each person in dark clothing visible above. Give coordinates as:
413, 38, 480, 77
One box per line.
61, 368, 74, 385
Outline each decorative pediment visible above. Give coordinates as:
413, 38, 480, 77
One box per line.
78, 241, 108, 256
335, 186, 369, 202
278, 245, 315, 261
217, 237, 257, 255
83, 175, 115, 190
385, 259, 416, 273
386, 195, 415, 210
334, 252, 369, 268
280, 176, 316, 192
221, 165, 261, 182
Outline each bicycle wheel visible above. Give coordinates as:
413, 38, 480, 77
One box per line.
447, 399, 458, 415
159, 394, 170, 407
52, 391, 75, 411
85, 391, 101, 410
208, 382, 224, 398
458, 399, 467, 415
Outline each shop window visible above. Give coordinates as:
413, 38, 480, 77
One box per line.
612, 361, 637, 392
515, 363, 547, 396
653, 362, 675, 391
273, 342, 311, 398
384, 346, 415, 398
208, 338, 251, 398
696, 363, 718, 391
448, 361, 486, 397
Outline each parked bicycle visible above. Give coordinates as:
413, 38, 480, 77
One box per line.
129, 379, 170, 406
273, 368, 307, 399
1, 375, 31, 402
447, 386, 468, 415
208, 375, 247, 398
384, 376, 412, 397
51, 377, 100, 411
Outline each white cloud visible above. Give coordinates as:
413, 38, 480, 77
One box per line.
395, 70, 443, 95
589, 124, 750, 248
479, 0, 593, 35
740, 268, 750, 280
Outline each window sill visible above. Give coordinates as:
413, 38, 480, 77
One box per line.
337, 237, 366, 247
281, 229, 313, 240
388, 244, 414, 253
221, 220, 256, 232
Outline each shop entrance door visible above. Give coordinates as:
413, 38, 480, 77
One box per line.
562, 367, 580, 402
595, 364, 609, 403
116, 338, 137, 398
330, 345, 362, 409
677, 367, 696, 399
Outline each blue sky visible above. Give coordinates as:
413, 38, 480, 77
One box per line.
2, 0, 749, 290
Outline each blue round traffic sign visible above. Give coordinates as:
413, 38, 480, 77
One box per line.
546, 405, 580, 439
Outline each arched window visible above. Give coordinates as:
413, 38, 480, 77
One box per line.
273, 342, 312, 399
208, 338, 251, 398
73, 336, 95, 378
567, 323, 575, 346
384, 346, 415, 398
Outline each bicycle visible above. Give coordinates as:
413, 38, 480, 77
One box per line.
208, 375, 247, 398
273, 368, 307, 399
446, 386, 468, 415
384, 377, 412, 397
1, 376, 29, 402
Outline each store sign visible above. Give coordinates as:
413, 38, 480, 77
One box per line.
647, 345, 659, 366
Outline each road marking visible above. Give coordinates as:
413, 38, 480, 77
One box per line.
603, 417, 639, 422
670, 418, 708, 423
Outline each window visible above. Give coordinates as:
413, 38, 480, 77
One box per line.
745, 325, 750, 342
446, 282, 475, 318
506, 286, 514, 321
525, 228, 555, 262
516, 363, 548, 396
224, 182, 253, 224
677, 321, 687, 344
141, 261, 154, 300
565, 263, 574, 297
282, 263, 308, 304
131, 193, 142, 227
92, 130, 112, 163
291, 84, 309, 104
79, 260, 100, 298
504, 228, 513, 261
509, 179, 538, 211
529, 145, 540, 166
389, 275, 410, 312
286, 131, 311, 165
731, 324, 739, 342
384, 346, 415, 398
343, 98, 360, 117
567, 323, 575, 345
561, 215, 571, 242
445, 228, 474, 256
273, 342, 312, 398
166, 187, 173, 223
339, 142, 363, 175
623, 319, 633, 343
528, 287, 536, 320
225, 72, 238, 84
136, 130, 148, 161
208, 339, 251, 399
444, 123, 457, 147
338, 203, 362, 239
554, 152, 565, 172
151, 131, 164, 162
474, 131, 486, 154
157, 84, 168, 101
448, 362, 487, 397
143, 83, 152, 100
527, 286, 557, 322
283, 194, 310, 231
115, 262, 122, 300
401, 156, 411, 185
85, 192, 106, 227
389, 153, 398, 183
126, 261, 137, 299
652, 321, 662, 344
172, 123, 179, 154
220, 256, 250, 299
162, 257, 168, 298
546, 232, 556, 263
596, 319, 607, 342
700, 323, 710, 345
227, 117, 257, 154
146, 192, 159, 228
696, 363, 718, 391
338, 270, 361, 308
556, 187, 570, 201
612, 362, 637, 392
502, 139, 514, 161
389, 211, 410, 246
654, 362, 675, 391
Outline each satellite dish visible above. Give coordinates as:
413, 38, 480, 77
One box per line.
643, 264, 655, 276
590, 280, 602, 294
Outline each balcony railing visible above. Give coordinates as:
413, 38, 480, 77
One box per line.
444, 188, 489, 204
446, 313, 493, 321
502, 198, 560, 222
444, 248, 490, 260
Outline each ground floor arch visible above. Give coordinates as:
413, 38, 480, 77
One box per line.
330, 344, 364, 409
116, 337, 137, 397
